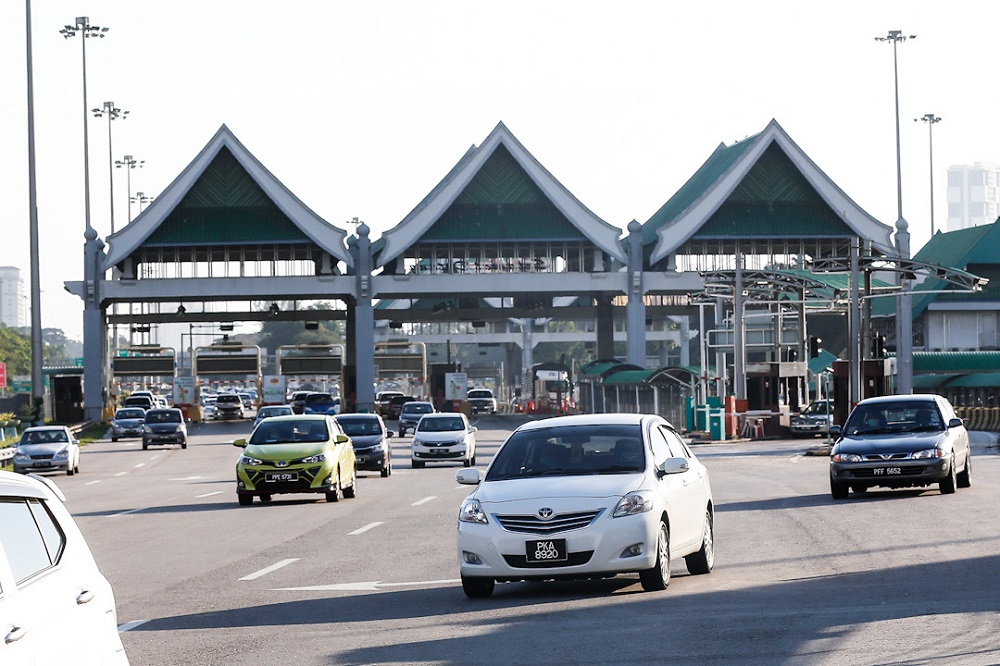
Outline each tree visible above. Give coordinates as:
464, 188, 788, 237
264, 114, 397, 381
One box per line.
0, 325, 32, 375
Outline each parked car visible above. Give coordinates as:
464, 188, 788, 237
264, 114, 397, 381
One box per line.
468, 388, 498, 414
411, 412, 477, 468
336, 413, 393, 477
233, 415, 357, 505
254, 404, 294, 428
455, 413, 715, 598
398, 401, 436, 436
12, 426, 81, 476
790, 399, 834, 437
142, 408, 188, 450
289, 391, 313, 414
303, 392, 340, 415
829, 394, 972, 499
215, 393, 246, 420
110, 407, 146, 441
0, 471, 129, 664
375, 391, 405, 416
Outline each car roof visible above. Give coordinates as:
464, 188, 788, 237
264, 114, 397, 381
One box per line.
335, 413, 380, 420
146, 408, 182, 413
23, 425, 69, 432
258, 414, 330, 423
402, 401, 434, 408
514, 413, 657, 432
0, 470, 56, 500
856, 394, 940, 406
421, 412, 463, 418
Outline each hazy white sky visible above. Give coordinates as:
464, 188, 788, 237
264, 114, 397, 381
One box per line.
3, 0, 998, 341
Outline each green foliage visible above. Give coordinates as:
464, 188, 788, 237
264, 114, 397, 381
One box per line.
0, 325, 32, 375
255, 302, 345, 352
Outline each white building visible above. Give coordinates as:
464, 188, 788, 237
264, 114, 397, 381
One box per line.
947, 162, 1000, 232
0, 266, 27, 328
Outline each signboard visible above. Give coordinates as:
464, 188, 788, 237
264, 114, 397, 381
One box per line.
0, 362, 6, 388
262, 375, 287, 405
173, 376, 196, 406
445, 372, 468, 401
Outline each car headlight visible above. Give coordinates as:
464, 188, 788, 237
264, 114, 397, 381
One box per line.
301, 452, 330, 464
143, 425, 152, 434
239, 455, 264, 466
831, 453, 864, 463
52, 450, 69, 460
459, 499, 488, 524
13, 452, 29, 462
366, 443, 385, 453
613, 491, 654, 517
911, 448, 946, 459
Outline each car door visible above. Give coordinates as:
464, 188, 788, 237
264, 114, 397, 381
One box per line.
647, 425, 697, 552
0, 539, 35, 666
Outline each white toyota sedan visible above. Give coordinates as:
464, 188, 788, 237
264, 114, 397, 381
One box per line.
456, 413, 714, 598
0, 471, 129, 664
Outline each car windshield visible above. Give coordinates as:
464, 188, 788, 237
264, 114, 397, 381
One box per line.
217, 395, 240, 404
844, 401, 945, 435
115, 409, 145, 420
485, 424, 645, 481
145, 411, 181, 424
417, 417, 465, 432
802, 401, 831, 416
305, 394, 334, 407
250, 420, 329, 444
22, 429, 68, 444
337, 418, 382, 435
402, 404, 433, 416
469, 390, 493, 399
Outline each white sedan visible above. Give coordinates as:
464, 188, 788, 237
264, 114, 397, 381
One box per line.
456, 413, 714, 598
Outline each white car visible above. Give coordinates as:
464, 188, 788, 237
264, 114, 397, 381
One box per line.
411, 412, 477, 468
12, 426, 81, 476
0, 471, 129, 664
456, 413, 714, 598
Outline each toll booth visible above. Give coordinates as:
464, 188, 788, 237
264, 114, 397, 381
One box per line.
745, 361, 806, 435
831, 359, 894, 425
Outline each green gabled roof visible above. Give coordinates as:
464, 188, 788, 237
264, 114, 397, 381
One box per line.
912, 374, 959, 388
945, 372, 1000, 387
689, 144, 854, 239
145, 147, 310, 245
913, 351, 1000, 373
808, 349, 839, 375
421, 145, 584, 242
642, 137, 757, 246
603, 369, 657, 384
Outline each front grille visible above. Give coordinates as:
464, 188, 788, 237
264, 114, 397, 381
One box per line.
246, 466, 323, 488
30, 455, 54, 460
495, 510, 603, 535
503, 551, 594, 568
862, 453, 911, 461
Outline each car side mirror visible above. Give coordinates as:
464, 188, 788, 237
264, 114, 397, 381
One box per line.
469, 426, 478, 433
386, 431, 395, 438
657, 457, 689, 475
947, 417, 964, 428
456, 468, 481, 485
336, 434, 350, 444
233, 438, 247, 448
828, 425, 842, 436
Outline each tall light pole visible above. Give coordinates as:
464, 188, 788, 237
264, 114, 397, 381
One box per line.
26, 1, 44, 419
916, 114, 942, 236
876, 29, 915, 395
93, 101, 127, 234
60, 17, 108, 232
132, 191, 154, 213
115, 154, 143, 223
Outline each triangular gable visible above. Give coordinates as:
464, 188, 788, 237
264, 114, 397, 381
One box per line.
648, 119, 894, 263
103, 125, 351, 271
376, 122, 625, 267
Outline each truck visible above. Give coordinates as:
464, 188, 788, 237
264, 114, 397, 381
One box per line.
467, 388, 497, 414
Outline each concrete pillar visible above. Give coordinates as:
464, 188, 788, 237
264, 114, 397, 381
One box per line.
82, 227, 107, 421
353, 224, 376, 412
625, 220, 646, 367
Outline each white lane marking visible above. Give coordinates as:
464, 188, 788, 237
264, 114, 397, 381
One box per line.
274, 578, 461, 592
411, 496, 437, 506
114, 472, 127, 477
239, 558, 300, 581
348, 522, 383, 535
85, 480, 102, 486
168, 475, 204, 481
110, 507, 146, 517
134, 463, 145, 469
195, 491, 224, 499
119, 619, 150, 632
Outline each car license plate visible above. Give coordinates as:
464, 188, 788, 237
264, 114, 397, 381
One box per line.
526, 539, 568, 563
432, 448, 448, 454
874, 467, 902, 476
265, 472, 298, 482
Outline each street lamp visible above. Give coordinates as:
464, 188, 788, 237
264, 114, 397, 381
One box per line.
115, 154, 143, 223
131, 191, 154, 213
915, 114, 942, 236
26, 0, 45, 418
60, 16, 107, 232
93, 101, 127, 234
875, 29, 916, 395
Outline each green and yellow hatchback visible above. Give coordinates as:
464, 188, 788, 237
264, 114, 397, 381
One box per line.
234, 414, 357, 505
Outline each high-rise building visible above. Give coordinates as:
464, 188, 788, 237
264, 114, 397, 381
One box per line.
946, 162, 1000, 232
0, 266, 27, 328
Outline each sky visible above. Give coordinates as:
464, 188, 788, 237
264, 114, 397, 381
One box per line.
2, 0, 999, 343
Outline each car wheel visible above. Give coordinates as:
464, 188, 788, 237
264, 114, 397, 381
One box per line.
380, 464, 390, 478
67, 466, 74, 476
142, 442, 149, 451
851, 485, 868, 494
259, 494, 272, 503
939, 456, 957, 495
181, 438, 187, 449
685, 510, 714, 575
343, 471, 357, 499
461, 576, 495, 598
957, 453, 972, 488
640, 520, 671, 591
471, 453, 476, 466
111, 436, 118, 442
326, 473, 342, 502
238, 494, 253, 506
412, 459, 425, 469
830, 477, 849, 500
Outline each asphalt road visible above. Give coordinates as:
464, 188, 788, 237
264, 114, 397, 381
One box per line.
53, 415, 1000, 665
